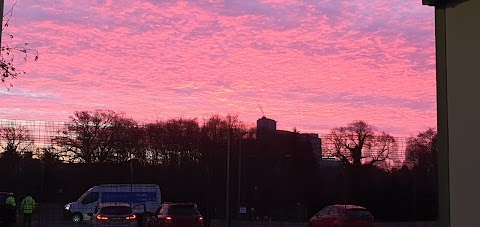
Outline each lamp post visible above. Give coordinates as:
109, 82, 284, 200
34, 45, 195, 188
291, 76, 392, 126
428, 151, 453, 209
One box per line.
226, 127, 231, 227
341, 165, 348, 207
236, 133, 241, 220
237, 131, 248, 220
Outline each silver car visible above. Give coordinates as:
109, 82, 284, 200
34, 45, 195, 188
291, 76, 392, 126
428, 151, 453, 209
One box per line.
89, 202, 138, 227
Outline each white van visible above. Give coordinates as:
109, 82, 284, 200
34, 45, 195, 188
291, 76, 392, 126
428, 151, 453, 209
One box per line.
64, 184, 162, 223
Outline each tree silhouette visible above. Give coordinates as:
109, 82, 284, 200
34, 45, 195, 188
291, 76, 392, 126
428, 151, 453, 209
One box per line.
405, 128, 438, 221
0, 125, 34, 162
108, 116, 144, 163
53, 110, 137, 163
325, 120, 398, 168
144, 118, 201, 167
38, 147, 64, 166
405, 128, 437, 172
198, 114, 245, 220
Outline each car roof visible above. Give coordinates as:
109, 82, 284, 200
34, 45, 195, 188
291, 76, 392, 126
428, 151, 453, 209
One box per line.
98, 202, 132, 208
163, 202, 196, 205
330, 204, 368, 210
162, 202, 198, 207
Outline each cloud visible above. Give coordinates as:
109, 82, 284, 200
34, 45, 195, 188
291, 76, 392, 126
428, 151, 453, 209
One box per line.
1, 0, 436, 136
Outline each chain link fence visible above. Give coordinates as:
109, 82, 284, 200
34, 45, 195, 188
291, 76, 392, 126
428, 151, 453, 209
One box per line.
0, 119, 437, 226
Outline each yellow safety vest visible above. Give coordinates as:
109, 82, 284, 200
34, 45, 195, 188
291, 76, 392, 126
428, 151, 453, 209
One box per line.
21, 196, 36, 214
6, 196, 16, 207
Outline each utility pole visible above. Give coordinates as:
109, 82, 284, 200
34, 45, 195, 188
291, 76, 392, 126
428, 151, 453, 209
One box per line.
237, 134, 242, 220
226, 127, 231, 227
342, 165, 348, 207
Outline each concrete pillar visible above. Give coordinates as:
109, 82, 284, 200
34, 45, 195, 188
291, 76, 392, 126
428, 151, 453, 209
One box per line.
433, 0, 480, 226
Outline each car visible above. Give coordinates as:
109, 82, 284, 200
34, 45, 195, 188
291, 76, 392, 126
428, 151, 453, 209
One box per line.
0, 192, 16, 224
146, 203, 204, 227
89, 202, 139, 227
310, 204, 374, 227
64, 184, 161, 224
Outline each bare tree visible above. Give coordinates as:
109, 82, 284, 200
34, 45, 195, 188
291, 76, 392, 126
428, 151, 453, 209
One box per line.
53, 110, 135, 163
198, 114, 246, 220
325, 120, 398, 168
1, 0, 39, 87
144, 118, 201, 167
145, 122, 167, 165
163, 118, 201, 167
405, 128, 437, 172
0, 125, 34, 161
109, 119, 146, 163
37, 147, 64, 165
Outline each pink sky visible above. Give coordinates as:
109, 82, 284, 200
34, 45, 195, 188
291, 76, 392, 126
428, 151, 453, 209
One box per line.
1, 0, 435, 137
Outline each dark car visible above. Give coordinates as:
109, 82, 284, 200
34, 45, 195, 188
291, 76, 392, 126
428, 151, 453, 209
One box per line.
146, 203, 204, 227
0, 192, 16, 224
310, 204, 374, 227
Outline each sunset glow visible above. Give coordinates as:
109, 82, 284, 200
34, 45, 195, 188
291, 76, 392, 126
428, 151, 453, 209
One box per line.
1, 0, 435, 137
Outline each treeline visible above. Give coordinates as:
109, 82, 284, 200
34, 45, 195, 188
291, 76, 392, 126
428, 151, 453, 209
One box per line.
48, 110, 255, 165
0, 110, 438, 222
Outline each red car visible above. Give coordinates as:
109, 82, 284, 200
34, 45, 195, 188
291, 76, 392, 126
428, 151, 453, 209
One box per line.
310, 204, 374, 227
146, 203, 204, 227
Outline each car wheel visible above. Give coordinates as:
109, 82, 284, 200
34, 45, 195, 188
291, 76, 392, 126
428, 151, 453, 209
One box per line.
72, 213, 83, 224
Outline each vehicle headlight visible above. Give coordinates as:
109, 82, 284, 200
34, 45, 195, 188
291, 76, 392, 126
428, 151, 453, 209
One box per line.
65, 204, 70, 210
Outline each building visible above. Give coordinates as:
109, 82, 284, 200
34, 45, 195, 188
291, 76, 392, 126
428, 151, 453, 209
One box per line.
302, 133, 322, 165
423, 1, 480, 225
255, 116, 325, 166
318, 156, 341, 168
256, 116, 277, 139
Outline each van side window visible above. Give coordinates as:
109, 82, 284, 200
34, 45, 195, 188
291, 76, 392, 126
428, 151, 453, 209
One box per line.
82, 192, 99, 204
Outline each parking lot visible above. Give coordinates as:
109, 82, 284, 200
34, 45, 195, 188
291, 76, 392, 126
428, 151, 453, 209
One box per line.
1, 203, 86, 227
0, 203, 438, 227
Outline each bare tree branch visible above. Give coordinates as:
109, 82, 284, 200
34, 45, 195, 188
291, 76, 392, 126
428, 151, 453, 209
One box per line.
1, 0, 39, 88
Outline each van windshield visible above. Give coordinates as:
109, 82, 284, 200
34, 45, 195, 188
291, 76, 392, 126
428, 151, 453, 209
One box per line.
77, 189, 93, 202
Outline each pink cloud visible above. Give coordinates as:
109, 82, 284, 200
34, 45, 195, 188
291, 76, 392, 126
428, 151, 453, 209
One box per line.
1, 0, 435, 137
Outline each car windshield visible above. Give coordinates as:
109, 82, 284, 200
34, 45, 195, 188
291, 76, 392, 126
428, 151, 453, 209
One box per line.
346, 209, 372, 218
100, 206, 132, 215
167, 205, 200, 216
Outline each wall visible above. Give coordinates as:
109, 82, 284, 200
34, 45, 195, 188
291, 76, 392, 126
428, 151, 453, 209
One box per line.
436, 0, 480, 226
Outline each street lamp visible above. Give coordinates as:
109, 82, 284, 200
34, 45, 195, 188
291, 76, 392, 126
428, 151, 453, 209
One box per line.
226, 127, 231, 227
237, 131, 249, 220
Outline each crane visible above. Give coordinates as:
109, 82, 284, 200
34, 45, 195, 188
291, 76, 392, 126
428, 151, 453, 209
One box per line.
257, 100, 265, 117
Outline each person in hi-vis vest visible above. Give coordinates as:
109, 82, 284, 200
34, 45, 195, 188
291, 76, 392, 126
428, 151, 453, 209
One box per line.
20, 193, 36, 226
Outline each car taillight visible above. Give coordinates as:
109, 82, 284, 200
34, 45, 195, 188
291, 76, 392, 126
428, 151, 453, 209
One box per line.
126, 214, 136, 220
96, 215, 108, 220
165, 216, 172, 223
199, 216, 204, 223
